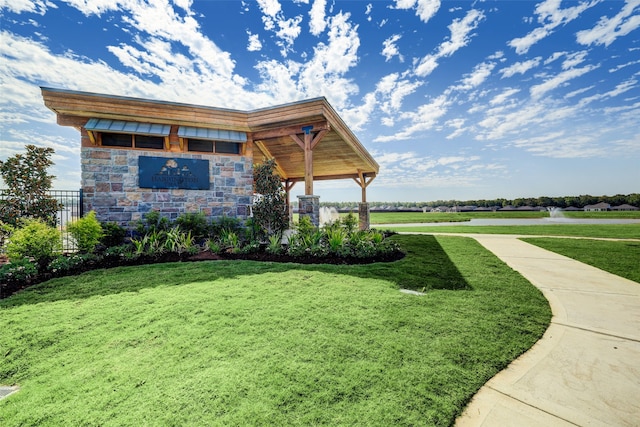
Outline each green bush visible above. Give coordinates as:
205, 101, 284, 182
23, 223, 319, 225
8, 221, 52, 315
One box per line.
48, 253, 98, 276
136, 211, 171, 235
0, 257, 38, 284
67, 211, 104, 253
6, 218, 62, 267
100, 221, 127, 248
266, 234, 283, 255
176, 212, 209, 240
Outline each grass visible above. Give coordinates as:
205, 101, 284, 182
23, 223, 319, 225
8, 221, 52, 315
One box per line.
0, 235, 551, 427
386, 224, 640, 239
366, 210, 640, 224
521, 238, 640, 284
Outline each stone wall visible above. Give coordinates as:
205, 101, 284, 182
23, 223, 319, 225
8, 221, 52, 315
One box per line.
81, 146, 253, 227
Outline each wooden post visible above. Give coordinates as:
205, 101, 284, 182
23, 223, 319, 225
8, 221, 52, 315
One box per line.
304, 129, 313, 195
353, 170, 375, 203
289, 126, 327, 196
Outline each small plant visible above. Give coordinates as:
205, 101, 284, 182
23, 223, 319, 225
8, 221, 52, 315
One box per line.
164, 226, 196, 254
296, 216, 317, 237
6, 218, 62, 268
67, 211, 104, 253
100, 221, 127, 248
0, 221, 14, 253
104, 244, 136, 260
341, 213, 358, 235
266, 234, 283, 255
0, 257, 38, 285
136, 211, 170, 235
203, 238, 221, 254
176, 212, 209, 240
326, 227, 346, 253
239, 240, 260, 254
211, 216, 244, 239
219, 230, 240, 253
48, 253, 98, 276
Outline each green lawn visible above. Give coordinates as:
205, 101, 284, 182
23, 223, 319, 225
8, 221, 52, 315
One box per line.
387, 224, 640, 239
521, 238, 640, 283
366, 210, 640, 224
0, 235, 551, 427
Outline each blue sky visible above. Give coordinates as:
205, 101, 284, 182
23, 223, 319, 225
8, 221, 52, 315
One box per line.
1, 0, 639, 203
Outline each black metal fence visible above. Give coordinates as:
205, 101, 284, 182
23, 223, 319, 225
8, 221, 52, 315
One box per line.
0, 189, 83, 252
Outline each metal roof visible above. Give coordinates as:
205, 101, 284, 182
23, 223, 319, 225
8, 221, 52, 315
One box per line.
177, 126, 247, 142
85, 118, 170, 136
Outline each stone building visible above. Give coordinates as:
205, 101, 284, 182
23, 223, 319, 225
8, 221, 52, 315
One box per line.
42, 87, 379, 229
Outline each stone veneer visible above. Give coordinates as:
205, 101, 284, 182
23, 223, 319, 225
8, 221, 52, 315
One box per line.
81, 147, 253, 227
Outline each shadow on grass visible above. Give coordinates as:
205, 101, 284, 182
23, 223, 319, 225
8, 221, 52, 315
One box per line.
1, 235, 470, 308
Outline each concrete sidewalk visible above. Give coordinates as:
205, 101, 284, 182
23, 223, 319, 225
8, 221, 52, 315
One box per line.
451, 235, 640, 427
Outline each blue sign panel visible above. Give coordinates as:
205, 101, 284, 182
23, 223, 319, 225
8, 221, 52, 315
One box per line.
139, 156, 210, 190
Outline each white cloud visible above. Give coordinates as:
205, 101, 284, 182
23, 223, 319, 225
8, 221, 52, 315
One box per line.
489, 88, 521, 106
0, 0, 53, 14
254, 11, 361, 109
247, 32, 262, 52
256, 0, 303, 56
576, 0, 640, 47
256, 0, 281, 17
309, 0, 327, 35
499, 57, 541, 78
374, 94, 450, 142
381, 34, 403, 62
393, 0, 441, 24
453, 61, 495, 91
414, 9, 484, 77
508, 0, 600, 54
530, 64, 597, 99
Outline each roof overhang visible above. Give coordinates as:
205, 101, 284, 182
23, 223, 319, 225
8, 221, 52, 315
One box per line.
41, 87, 379, 183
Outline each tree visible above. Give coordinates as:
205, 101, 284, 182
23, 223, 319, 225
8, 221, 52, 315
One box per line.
252, 159, 288, 239
0, 145, 60, 226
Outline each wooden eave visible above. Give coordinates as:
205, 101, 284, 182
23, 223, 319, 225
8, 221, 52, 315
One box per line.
41, 87, 379, 182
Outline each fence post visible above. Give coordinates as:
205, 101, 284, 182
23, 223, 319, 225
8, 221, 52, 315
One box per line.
79, 188, 84, 218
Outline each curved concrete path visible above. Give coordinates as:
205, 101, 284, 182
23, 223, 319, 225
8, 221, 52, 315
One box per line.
442, 234, 640, 427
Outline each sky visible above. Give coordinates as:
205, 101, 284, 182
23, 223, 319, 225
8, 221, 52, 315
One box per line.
1, 0, 639, 203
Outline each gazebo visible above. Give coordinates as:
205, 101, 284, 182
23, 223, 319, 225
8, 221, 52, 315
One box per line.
41, 87, 379, 228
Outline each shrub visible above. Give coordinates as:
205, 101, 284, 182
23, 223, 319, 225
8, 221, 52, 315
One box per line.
136, 211, 170, 235
211, 216, 243, 239
0, 257, 38, 285
103, 244, 137, 262
0, 221, 14, 253
164, 226, 197, 254
204, 239, 221, 254
67, 211, 104, 253
6, 218, 62, 267
48, 253, 98, 276
219, 230, 240, 253
266, 234, 283, 255
341, 213, 358, 235
176, 212, 209, 240
100, 221, 127, 248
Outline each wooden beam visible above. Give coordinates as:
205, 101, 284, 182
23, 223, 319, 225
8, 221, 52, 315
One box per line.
353, 170, 376, 203
254, 140, 288, 179
252, 121, 329, 140
87, 130, 97, 145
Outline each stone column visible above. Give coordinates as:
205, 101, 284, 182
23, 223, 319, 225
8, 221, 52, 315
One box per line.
298, 195, 320, 226
358, 202, 370, 230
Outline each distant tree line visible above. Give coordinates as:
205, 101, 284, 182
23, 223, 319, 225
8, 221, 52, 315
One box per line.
321, 193, 640, 210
